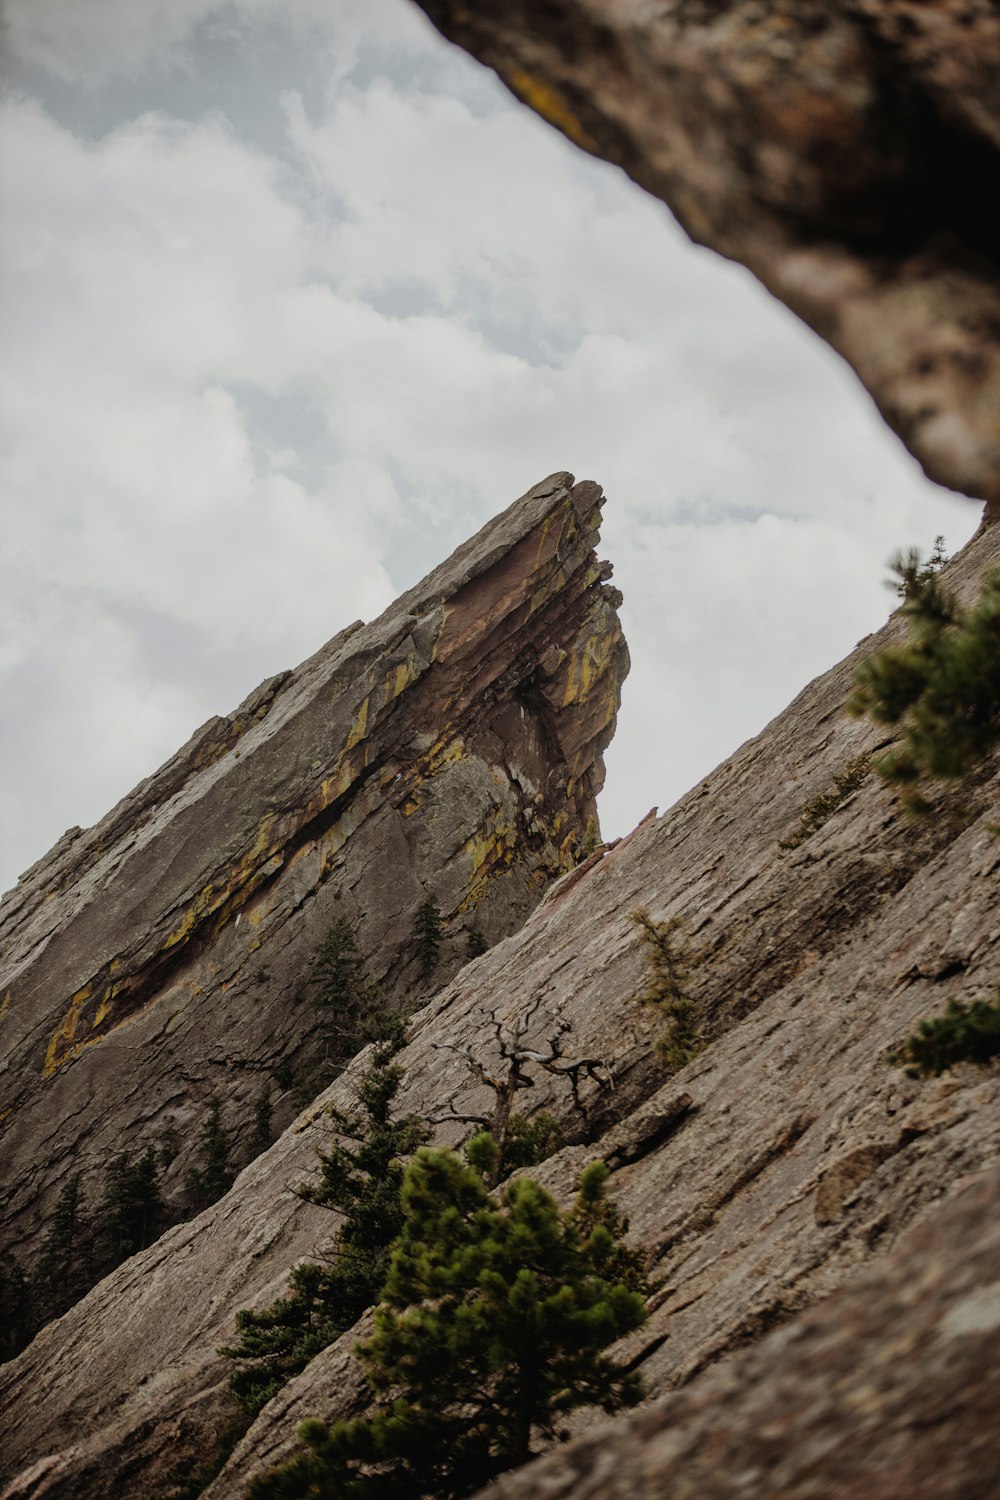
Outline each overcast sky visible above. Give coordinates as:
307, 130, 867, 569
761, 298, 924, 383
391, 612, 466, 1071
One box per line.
0, 0, 982, 898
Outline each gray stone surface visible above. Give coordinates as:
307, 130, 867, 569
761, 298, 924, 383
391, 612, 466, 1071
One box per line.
413, 0, 1000, 515
481, 1163, 1000, 1500
0, 472, 627, 1276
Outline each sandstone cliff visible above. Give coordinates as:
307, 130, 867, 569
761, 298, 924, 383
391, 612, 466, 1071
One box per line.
2, 511, 997, 1498
0, 473, 627, 1299
413, 0, 1000, 515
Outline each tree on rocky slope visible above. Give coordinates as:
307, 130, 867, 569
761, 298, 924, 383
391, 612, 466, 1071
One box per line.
36, 1175, 93, 1322
428, 997, 610, 1185
92, 1148, 164, 1268
849, 558, 1000, 812
185, 1096, 235, 1211
631, 909, 702, 1068
222, 1043, 428, 1419
412, 896, 443, 980
890, 989, 1000, 1077
248, 1142, 647, 1500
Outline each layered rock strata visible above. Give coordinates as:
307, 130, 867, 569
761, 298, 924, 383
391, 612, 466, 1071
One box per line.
0, 473, 627, 1276
2, 518, 998, 1497
413, 0, 1000, 514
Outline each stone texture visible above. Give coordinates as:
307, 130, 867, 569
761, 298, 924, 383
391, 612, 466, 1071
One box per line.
0, 472, 627, 1279
412, 0, 1000, 514
479, 1163, 1000, 1500
2, 514, 998, 1497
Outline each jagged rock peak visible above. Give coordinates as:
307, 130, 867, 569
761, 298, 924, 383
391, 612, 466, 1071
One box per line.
0, 472, 627, 1282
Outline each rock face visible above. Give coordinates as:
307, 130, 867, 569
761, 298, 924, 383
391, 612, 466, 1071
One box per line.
2, 514, 998, 1498
482, 1163, 1000, 1500
413, 0, 1000, 515
0, 473, 627, 1281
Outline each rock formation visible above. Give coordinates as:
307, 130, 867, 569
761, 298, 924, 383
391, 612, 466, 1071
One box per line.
413, 0, 1000, 515
2, 508, 998, 1498
0, 473, 627, 1295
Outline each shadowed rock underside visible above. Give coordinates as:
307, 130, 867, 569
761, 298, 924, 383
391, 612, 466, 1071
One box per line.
413, 0, 1000, 515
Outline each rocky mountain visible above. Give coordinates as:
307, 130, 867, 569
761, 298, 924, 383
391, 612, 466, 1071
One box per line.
1, 494, 998, 1499
413, 0, 1000, 516
0, 473, 627, 1307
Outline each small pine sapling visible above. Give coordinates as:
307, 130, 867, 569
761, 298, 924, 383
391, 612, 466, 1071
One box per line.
631, 908, 702, 1069
248, 1145, 647, 1500
849, 559, 1000, 813
889, 989, 1000, 1077
502, 1111, 563, 1174
778, 754, 871, 851
893, 536, 948, 601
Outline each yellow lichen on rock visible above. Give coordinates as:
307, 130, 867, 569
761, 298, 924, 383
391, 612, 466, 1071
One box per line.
43, 981, 93, 1077
344, 696, 369, 752
562, 618, 619, 708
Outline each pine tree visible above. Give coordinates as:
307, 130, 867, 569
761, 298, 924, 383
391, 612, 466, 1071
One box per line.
307, 916, 383, 1065
889, 989, 1000, 1077
849, 560, 1000, 812
92, 1148, 163, 1271
248, 1143, 647, 1500
36, 1176, 92, 1322
186, 1096, 235, 1210
412, 897, 442, 980
501, 1112, 563, 1175
630, 908, 701, 1068
223, 1046, 428, 1418
893, 536, 948, 601
223, 1261, 355, 1419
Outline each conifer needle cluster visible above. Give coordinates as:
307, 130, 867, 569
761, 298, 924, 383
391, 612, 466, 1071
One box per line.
249, 1140, 646, 1500
630, 908, 701, 1068
849, 557, 1000, 813
889, 990, 1000, 1078
223, 1045, 428, 1420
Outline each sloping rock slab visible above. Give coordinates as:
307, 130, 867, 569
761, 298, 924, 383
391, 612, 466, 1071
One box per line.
481, 1163, 1000, 1500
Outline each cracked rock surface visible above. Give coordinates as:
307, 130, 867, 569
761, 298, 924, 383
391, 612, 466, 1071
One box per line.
2, 518, 998, 1497
414, 0, 1000, 514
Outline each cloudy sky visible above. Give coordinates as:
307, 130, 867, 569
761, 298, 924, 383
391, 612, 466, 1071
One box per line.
0, 0, 982, 897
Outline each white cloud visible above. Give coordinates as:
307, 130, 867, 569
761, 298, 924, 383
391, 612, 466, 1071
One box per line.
1, 0, 441, 87
0, 7, 982, 895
